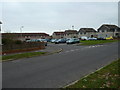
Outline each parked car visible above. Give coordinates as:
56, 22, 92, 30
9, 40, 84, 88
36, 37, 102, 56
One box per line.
51, 39, 58, 43
26, 39, 47, 46
66, 38, 80, 44
97, 37, 106, 40
45, 39, 51, 42
80, 36, 88, 40
26, 39, 37, 42
37, 39, 47, 46
88, 37, 97, 40
55, 38, 67, 44
106, 36, 113, 40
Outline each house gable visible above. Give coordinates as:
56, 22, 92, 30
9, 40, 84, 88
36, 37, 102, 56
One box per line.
78, 28, 96, 33
98, 24, 120, 32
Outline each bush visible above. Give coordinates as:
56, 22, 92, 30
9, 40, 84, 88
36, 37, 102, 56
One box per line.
2, 38, 23, 45
2, 38, 14, 45
14, 40, 22, 44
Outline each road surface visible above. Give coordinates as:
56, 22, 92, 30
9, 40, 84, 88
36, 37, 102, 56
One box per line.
2, 42, 118, 88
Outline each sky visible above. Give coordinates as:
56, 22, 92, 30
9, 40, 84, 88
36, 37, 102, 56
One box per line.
1, 1, 119, 35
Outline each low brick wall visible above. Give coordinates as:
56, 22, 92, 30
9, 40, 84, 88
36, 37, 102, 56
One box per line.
2, 42, 45, 55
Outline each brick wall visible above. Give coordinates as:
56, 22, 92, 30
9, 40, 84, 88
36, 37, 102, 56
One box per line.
2, 42, 45, 54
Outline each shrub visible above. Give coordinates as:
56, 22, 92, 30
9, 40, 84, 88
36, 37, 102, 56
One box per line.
2, 38, 14, 45
14, 40, 22, 44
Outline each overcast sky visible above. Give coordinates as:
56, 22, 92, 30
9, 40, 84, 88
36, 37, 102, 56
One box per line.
1, 1, 118, 35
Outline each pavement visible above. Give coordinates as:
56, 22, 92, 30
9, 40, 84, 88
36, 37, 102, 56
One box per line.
2, 42, 118, 88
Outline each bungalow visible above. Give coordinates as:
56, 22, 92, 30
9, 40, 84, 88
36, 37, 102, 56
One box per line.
78, 28, 97, 38
2, 33, 50, 41
52, 32, 65, 39
64, 30, 78, 38
97, 24, 120, 38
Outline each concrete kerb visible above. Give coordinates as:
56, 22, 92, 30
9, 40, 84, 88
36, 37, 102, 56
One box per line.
46, 48, 63, 55
63, 60, 116, 88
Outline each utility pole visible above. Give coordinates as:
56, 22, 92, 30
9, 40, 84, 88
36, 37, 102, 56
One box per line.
0, 21, 2, 31
72, 25, 74, 30
0, 21, 2, 45
20, 26, 24, 41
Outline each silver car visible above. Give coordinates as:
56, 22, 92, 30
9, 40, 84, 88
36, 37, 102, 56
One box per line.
66, 38, 80, 44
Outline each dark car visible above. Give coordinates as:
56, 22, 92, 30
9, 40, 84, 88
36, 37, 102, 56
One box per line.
55, 39, 67, 44
97, 37, 106, 40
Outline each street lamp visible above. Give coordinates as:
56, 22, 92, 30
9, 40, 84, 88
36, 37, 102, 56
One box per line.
20, 26, 24, 41
0, 21, 2, 31
72, 25, 74, 30
0, 21, 2, 45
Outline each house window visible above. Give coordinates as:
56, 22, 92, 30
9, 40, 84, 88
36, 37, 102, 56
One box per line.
84, 32, 86, 34
80, 32, 82, 34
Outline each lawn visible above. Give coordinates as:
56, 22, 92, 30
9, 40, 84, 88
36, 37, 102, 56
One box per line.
80, 40, 118, 45
66, 59, 120, 88
2, 52, 46, 61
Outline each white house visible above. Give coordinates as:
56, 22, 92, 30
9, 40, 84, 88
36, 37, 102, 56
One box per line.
78, 28, 97, 38
97, 24, 120, 38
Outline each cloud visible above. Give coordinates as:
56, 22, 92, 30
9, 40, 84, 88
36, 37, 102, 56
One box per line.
2, 2, 118, 35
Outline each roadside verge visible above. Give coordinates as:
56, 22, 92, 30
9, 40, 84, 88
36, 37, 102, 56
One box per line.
64, 59, 120, 88
1, 48, 63, 62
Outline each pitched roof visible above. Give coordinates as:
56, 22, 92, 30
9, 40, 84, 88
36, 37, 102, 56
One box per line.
65, 30, 77, 34
2, 33, 50, 36
98, 24, 120, 32
79, 28, 96, 32
53, 32, 65, 35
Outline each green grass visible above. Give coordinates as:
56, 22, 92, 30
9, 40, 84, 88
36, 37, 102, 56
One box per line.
80, 40, 118, 45
66, 59, 120, 88
2, 52, 46, 61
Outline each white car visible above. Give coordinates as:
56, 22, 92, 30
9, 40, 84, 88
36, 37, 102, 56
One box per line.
88, 37, 97, 40
51, 39, 58, 43
80, 36, 88, 40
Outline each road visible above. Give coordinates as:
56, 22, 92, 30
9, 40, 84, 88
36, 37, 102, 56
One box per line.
2, 42, 118, 88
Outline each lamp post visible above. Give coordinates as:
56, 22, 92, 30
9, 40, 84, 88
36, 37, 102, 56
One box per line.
72, 25, 74, 30
20, 26, 24, 41
0, 21, 2, 31
0, 21, 2, 45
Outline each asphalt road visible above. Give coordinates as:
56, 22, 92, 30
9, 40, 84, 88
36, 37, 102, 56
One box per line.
2, 42, 118, 88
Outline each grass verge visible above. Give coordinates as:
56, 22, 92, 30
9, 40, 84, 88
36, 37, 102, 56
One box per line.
66, 59, 120, 88
80, 40, 118, 45
2, 52, 46, 61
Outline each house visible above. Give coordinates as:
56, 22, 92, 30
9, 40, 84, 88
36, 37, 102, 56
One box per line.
64, 30, 78, 38
97, 24, 120, 38
78, 28, 97, 38
2, 33, 50, 41
52, 32, 65, 39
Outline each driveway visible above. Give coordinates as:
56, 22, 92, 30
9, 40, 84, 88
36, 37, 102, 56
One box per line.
2, 42, 118, 88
